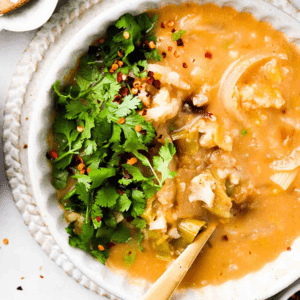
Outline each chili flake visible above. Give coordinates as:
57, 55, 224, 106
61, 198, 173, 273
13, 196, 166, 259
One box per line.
3, 238, 8, 245
177, 38, 184, 46
205, 51, 213, 59
183, 62, 188, 68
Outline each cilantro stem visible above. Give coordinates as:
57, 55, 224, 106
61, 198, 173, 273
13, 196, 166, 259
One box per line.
53, 149, 79, 163
133, 151, 162, 187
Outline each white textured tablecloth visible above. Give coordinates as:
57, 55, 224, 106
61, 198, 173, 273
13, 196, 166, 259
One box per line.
0, 1, 300, 300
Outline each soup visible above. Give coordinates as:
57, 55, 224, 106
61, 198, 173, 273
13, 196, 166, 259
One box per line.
48, 2, 300, 292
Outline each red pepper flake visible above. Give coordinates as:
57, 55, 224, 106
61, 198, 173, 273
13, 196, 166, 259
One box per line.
168, 46, 173, 52
161, 22, 165, 29
171, 28, 176, 33
117, 189, 125, 195
287, 246, 292, 251
106, 242, 115, 249
162, 52, 167, 58
192, 59, 196, 63
21, 277, 25, 280
17, 286, 23, 291
113, 95, 122, 104
96, 216, 102, 222
140, 130, 147, 135
183, 62, 188, 68
148, 71, 154, 78
222, 235, 229, 241
89, 217, 92, 221
282, 109, 286, 114
205, 51, 213, 59
49, 150, 58, 160
3, 238, 8, 245
152, 79, 161, 89
97, 100, 100, 104
119, 87, 129, 97
142, 109, 147, 116
177, 38, 184, 46
23, 144, 28, 149
146, 78, 153, 85
40, 275, 44, 279
117, 71, 122, 82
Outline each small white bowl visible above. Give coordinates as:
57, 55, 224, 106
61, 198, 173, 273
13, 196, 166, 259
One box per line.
3, 0, 300, 299
0, 0, 58, 32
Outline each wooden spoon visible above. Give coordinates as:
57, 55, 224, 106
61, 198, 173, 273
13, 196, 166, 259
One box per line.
141, 222, 217, 300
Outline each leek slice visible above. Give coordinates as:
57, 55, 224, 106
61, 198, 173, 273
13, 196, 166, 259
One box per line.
270, 169, 299, 190
218, 51, 288, 123
270, 146, 300, 171
178, 219, 206, 244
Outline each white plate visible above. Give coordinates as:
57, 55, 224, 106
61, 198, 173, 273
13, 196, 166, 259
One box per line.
3, 0, 300, 299
0, 0, 58, 32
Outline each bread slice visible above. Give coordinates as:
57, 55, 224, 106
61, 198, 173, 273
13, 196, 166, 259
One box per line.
0, 0, 33, 15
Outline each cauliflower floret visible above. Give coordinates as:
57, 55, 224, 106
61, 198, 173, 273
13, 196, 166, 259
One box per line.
168, 227, 181, 239
188, 173, 216, 208
193, 93, 208, 107
148, 64, 190, 90
237, 83, 286, 110
192, 119, 233, 151
144, 88, 180, 123
156, 178, 176, 206
149, 211, 167, 232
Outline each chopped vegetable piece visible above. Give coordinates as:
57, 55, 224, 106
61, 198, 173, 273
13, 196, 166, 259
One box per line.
178, 219, 206, 244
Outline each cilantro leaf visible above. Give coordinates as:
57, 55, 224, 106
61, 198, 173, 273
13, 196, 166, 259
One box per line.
52, 169, 68, 189
84, 140, 97, 155
172, 29, 186, 41
153, 139, 177, 184
111, 223, 131, 243
131, 190, 146, 218
123, 164, 147, 182
90, 249, 109, 264
72, 173, 92, 190
133, 60, 148, 78
117, 193, 132, 212
75, 182, 90, 206
76, 75, 91, 91
95, 186, 119, 208
109, 95, 141, 117
89, 168, 116, 189
91, 205, 103, 229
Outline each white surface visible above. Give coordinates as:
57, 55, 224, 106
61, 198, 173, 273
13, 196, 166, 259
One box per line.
1, 0, 300, 300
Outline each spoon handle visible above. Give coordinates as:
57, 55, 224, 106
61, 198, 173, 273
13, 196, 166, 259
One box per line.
141, 222, 217, 300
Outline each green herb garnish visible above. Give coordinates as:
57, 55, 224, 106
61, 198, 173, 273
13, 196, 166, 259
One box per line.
172, 29, 186, 41
50, 12, 176, 265
241, 129, 248, 136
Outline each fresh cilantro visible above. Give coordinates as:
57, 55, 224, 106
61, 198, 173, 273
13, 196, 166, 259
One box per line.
172, 29, 186, 41
52, 169, 68, 189
95, 186, 119, 208
49, 11, 177, 265
153, 139, 177, 184
133, 60, 148, 78
124, 249, 136, 265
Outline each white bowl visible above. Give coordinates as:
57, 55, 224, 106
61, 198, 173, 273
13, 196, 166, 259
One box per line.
0, 0, 58, 32
4, 0, 300, 299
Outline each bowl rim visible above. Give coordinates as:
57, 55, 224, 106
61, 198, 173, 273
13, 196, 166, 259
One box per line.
4, 0, 300, 299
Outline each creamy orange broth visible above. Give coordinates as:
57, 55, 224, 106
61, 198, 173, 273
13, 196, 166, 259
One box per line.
107, 2, 300, 288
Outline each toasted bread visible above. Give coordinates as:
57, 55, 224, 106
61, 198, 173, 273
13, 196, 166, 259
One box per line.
0, 0, 33, 15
